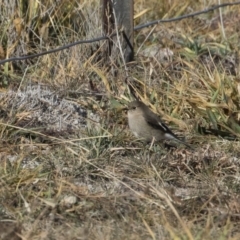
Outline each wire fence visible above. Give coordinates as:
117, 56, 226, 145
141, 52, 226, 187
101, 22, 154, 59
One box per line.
0, 1, 239, 65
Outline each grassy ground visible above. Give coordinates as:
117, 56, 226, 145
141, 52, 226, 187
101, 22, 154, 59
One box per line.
1, 0, 240, 239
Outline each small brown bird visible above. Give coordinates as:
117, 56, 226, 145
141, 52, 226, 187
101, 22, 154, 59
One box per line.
127, 100, 192, 148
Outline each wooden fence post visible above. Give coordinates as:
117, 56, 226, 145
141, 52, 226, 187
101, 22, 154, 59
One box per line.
101, 0, 134, 63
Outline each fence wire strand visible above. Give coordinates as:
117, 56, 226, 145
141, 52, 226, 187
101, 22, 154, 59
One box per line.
0, 1, 239, 65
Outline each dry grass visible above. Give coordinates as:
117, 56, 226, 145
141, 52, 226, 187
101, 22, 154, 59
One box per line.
1, 0, 240, 239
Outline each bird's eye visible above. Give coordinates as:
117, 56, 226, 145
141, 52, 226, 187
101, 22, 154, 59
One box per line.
132, 106, 137, 110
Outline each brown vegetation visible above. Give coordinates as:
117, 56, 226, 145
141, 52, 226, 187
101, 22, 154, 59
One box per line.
0, 0, 240, 239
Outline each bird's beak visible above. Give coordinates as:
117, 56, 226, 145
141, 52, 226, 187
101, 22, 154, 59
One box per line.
114, 106, 128, 113
122, 107, 128, 114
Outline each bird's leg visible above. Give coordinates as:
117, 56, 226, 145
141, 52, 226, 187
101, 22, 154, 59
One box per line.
149, 137, 156, 150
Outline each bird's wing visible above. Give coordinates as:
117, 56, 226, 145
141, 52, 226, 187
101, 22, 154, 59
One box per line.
143, 107, 174, 133
142, 105, 193, 149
